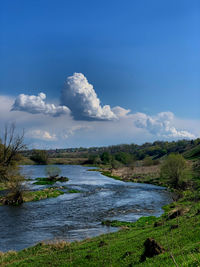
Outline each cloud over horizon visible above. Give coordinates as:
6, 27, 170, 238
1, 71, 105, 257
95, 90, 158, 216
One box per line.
12, 92, 70, 117
6, 72, 197, 146
27, 129, 57, 141
134, 111, 195, 139
61, 73, 117, 121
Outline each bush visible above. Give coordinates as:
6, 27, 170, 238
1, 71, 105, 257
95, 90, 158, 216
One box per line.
87, 155, 102, 165
115, 152, 133, 166
45, 166, 61, 179
30, 150, 49, 165
160, 153, 187, 189
143, 157, 153, 166
0, 124, 25, 205
100, 152, 112, 165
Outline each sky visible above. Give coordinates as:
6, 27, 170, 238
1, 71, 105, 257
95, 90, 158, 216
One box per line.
0, 0, 199, 148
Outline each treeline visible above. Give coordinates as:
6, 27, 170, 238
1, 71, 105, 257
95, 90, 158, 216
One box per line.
23, 138, 200, 165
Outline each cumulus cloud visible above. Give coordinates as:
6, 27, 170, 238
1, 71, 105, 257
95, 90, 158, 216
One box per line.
61, 72, 117, 121
134, 111, 195, 139
112, 106, 131, 118
27, 129, 57, 141
12, 92, 70, 117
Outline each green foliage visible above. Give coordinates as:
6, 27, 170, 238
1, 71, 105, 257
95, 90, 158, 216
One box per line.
87, 154, 102, 165
160, 154, 187, 189
184, 144, 200, 159
143, 157, 153, 166
115, 152, 133, 166
111, 159, 123, 169
100, 152, 112, 164
30, 150, 49, 165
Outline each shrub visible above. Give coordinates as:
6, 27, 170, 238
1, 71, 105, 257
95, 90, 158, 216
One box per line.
45, 166, 61, 179
143, 157, 153, 166
30, 150, 49, 165
160, 153, 187, 189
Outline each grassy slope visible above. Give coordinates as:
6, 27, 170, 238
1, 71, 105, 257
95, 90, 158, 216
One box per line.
1, 199, 200, 266
183, 144, 200, 159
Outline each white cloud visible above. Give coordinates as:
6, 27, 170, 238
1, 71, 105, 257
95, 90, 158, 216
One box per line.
134, 111, 195, 139
61, 72, 117, 121
112, 106, 131, 118
27, 129, 57, 141
12, 92, 70, 117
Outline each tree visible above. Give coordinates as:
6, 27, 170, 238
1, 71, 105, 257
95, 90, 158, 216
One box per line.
30, 150, 49, 164
100, 152, 112, 165
115, 152, 133, 166
45, 166, 61, 179
160, 153, 187, 189
143, 157, 153, 166
0, 124, 26, 205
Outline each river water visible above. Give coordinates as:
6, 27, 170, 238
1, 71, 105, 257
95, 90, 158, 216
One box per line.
0, 165, 172, 252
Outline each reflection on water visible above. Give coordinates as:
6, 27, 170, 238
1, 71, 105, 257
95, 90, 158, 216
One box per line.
0, 165, 172, 252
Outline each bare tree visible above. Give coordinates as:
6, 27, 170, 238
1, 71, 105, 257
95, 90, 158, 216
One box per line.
0, 123, 26, 205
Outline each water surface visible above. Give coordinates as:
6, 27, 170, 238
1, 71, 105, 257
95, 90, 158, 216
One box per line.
0, 165, 172, 252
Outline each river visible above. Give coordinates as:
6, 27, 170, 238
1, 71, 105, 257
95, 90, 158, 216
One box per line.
0, 165, 172, 252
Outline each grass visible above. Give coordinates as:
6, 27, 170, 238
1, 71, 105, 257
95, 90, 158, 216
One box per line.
23, 188, 64, 202
101, 216, 158, 227
33, 177, 69, 185
89, 168, 122, 181
1, 198, 200, 266
67, 189, 81, 193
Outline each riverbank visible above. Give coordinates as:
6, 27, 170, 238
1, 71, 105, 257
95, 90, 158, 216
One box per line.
93, 165, 168, 188
1, 197, 200, 266
1, 163, 200, 266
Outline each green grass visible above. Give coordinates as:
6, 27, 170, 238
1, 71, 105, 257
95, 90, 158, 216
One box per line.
87, 168, 122, 180
23, 188, 64, 202
102, 216, 158, 228
1, 199, 200, 266
98, 170, 122, 180
33, 177, 69, 185
67, 189, 81, 193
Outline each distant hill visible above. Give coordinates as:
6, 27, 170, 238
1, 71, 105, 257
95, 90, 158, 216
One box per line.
21, 138, 200, 165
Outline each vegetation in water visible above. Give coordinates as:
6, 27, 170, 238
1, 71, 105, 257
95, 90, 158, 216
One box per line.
23, 188, 64, 202
33, 166, 69, 185
33, 176, 69, 185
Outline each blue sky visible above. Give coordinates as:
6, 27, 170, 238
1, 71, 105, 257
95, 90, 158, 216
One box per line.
0, 0, 199, 148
